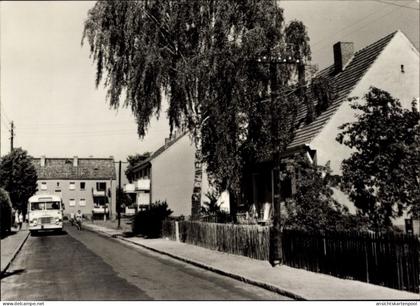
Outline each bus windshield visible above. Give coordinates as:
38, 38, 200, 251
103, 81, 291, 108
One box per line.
31, 201, 61, 211
45, 202, 60, 210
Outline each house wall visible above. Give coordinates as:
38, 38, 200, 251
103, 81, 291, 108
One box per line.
311, 31, 419, 175
35, 179, 117, 218
150, 134, 209, 217
309, 31, 419, 225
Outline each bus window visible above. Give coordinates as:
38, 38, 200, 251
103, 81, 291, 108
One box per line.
31, 203, 44, 210
45, 202, 60, 210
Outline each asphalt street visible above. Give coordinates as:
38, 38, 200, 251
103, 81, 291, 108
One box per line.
1, 223, 290, 300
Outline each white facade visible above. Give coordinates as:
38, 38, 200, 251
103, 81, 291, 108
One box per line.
311, 31, 419, 174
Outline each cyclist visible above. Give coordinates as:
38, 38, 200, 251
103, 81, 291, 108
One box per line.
75, 210, 83, 230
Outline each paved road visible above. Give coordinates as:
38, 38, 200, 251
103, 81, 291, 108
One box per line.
1, 224, 290, 300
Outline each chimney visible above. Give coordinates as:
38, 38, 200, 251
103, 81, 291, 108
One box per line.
333, 42, 354, 73
40, 155, 46, 167
73, 156, 78, 167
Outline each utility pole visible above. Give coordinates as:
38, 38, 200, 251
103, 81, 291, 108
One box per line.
253, 53, 305, 267
114, 160, 128, 229
10, 121, 15, 152
117, 160, 122, 229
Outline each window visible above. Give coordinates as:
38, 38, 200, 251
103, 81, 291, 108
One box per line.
45, 202, 60, 210
56, 182, 60, 187
31, 203, 44, 210
40, 182, 47, 190
79, 199, 86, 206
69, 182, 75, 190
69, 199, 76, 207
96, 182, 106, 191
80, 182, 86, 191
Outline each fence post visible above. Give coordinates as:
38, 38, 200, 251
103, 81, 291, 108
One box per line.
364, 234, 369, 283
175, 221, 180, 242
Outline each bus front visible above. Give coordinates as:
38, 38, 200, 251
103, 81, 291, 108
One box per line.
28, 195, 63, 234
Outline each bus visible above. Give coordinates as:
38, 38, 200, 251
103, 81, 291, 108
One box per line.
28, 194, 64, 234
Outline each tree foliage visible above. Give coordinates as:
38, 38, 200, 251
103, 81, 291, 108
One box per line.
283, 155, 368, 232
336, 87, 420, 231
0, 148, 38, 214
116, 186, 134, 210
0, 188, 13, 235
125, 152, 151, 182
82, 0, 311, 199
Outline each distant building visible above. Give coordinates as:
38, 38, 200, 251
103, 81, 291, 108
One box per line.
127, 130, 210, 217
32, 156, 117, 219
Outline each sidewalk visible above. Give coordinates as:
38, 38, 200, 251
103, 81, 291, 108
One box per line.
1, 224, 30, 274
83, 223, 419, 300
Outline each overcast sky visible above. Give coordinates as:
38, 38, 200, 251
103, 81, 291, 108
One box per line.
1, 1, 419, 161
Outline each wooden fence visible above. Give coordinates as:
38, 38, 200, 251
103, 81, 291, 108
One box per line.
282, 230, 420, 293
162, 220, 270, 260
161, 221, 419, 292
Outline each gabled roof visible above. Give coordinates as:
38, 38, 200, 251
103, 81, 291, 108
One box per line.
288, 31, 398, 149
132, 130, 189, 172
33, 157, 116, 180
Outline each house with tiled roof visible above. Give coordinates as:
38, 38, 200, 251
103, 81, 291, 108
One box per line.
32, 156, 117, 219
128, 30, 418, 221
127, 130, 210, 217
247, 30, 419, 218
291, 30, 418, 173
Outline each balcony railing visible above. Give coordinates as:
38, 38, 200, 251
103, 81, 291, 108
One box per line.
124, 183, 136, 193
92, 206, 109, 214
136, 179, 150, 191
92, 189, 106, 197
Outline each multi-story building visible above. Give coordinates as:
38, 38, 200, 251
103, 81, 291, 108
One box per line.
126, 130, 210, 217
32, 156, 117, 219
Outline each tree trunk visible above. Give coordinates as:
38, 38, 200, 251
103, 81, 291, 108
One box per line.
191, 148, 202, 220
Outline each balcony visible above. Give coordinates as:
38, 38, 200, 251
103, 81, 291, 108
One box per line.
92, 189, 106, 197
124, 183, 136, 193
92, 206, 109, 214
137, 192, 150, 205
136, 179, 150, 191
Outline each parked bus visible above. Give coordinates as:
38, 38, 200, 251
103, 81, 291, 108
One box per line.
28, 194, 64, 234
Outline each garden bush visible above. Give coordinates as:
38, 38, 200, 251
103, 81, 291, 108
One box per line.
131, 201, 173, 238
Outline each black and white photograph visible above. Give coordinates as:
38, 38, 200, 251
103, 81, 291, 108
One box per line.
0, 0, 419, 304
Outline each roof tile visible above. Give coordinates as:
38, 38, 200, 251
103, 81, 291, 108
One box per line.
32, 158, 116, 180
288, 31, 397, 149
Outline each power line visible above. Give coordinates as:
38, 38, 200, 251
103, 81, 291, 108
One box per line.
312, 5, 402, 53
373, 0, 419, 11
0, 103, 10, 124
17, 119, 140, 128
1, 118, 9, 130
1, 113, 10, 126
310, 5, 390, 50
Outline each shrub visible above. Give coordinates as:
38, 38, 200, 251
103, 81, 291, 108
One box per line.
131, 201, 173, 238
0, 188, 13, 235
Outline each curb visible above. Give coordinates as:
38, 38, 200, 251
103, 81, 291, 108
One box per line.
84, 225, 305, 301
1, 231, 30, 275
